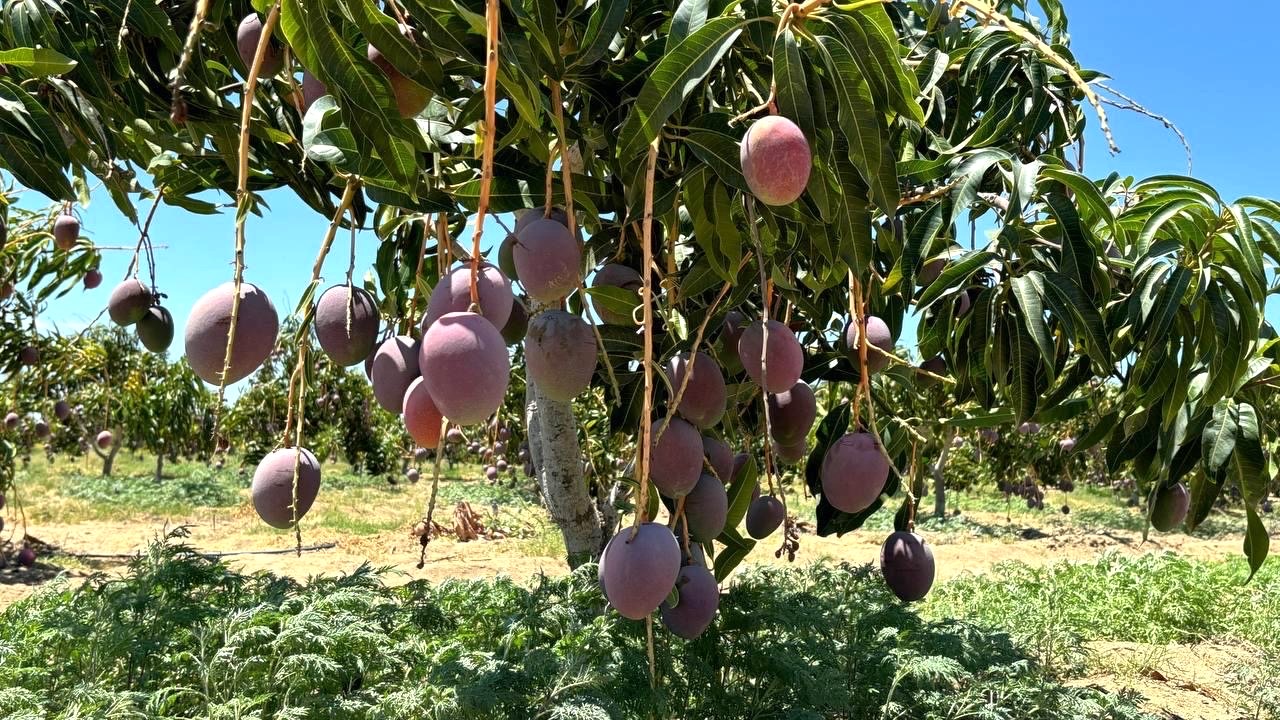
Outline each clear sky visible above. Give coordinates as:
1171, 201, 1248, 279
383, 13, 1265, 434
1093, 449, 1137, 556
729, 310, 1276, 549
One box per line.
30, 0, 1280, 382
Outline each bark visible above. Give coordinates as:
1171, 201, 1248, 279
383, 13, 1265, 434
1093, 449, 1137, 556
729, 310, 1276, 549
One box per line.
525, 377, 604, 568
90, 433, 120, 477
155, 453, 164, 484
933, 426, 957, 520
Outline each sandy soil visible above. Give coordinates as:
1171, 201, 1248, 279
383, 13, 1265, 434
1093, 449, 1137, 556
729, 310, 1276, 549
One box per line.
0, 502, 1246, 606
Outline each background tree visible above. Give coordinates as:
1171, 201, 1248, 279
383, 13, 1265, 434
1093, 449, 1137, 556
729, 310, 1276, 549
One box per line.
0, 0, 1275, 585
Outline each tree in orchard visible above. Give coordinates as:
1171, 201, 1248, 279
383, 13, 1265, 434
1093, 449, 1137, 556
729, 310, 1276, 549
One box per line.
1, 0, 1278, 637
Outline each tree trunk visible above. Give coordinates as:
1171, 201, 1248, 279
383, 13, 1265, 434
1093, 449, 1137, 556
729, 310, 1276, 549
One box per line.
90, 434, 120, 477
525, 378, 605, 568
155, 453, 164, 483
933, 426, 957, 520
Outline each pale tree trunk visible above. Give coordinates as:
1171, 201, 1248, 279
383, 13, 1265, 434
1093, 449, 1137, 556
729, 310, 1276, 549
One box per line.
933, 426, 957, 520
525, 378, 606, 568
154, 453, 164, 483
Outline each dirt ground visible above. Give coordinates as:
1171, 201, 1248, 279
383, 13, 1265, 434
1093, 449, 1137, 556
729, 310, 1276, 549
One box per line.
0, 497, 1246, 607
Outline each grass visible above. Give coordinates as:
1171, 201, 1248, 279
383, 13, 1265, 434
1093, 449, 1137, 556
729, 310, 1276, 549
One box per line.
0, 529, 1156, 720
927, 552, 1280, 653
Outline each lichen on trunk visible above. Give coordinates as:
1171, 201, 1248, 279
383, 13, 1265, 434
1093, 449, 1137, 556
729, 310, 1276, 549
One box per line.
524, 376, 605, 569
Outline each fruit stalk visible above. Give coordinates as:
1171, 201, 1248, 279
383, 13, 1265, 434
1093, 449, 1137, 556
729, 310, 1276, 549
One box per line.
213, 0, 281, 440
468, 0, 500, 309
634, 139, 660, 530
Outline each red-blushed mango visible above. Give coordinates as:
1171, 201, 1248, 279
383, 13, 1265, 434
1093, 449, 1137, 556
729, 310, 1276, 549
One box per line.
821, 432, 889, 513
53, 214, 79, 250
683, 473, 728, 543
718, 311, 747, 374
917, 355, 946, 386
773, 437, 808, 465
740, 115, 811, 206
371, 335, 420, 412
402, 376, 443, 449
18, 346, 39, 366
601, 522, 681, 620
880, 531, 936, 602
650, 417, 703, 498
83, 269, 102, 289
34, 420, 49, 438
367, 44, 430, 117
1150, 482, 1190, 532
590, 263, 643, 325
315, 285, 380, 366
524, 309, 596, 401
95, 430, 113, 449
516, 206, 573, 235
3, 412, 17, 430
53, 400, 71, 422
1, 281, 13, 300
500, 297, 528, 345
236, 14, 283, 76
420, 311, 510, 425
746, 495, 785, 539
919, 256, 946, 286
422, 262, 513, 332
514, 218, 582, 303
665, 351, 726, 429
251, 447, 321, 529
738, 320, 804, 393
300, 71, 327, 113
702, 435, 733, 484
16, 546, 35, 567
767, 381, 815, 444
844, 315, 893, 374
406, 468, 420, 482
107, 279, 153, 326
660, 563, 720, 639
137, 306, 174, 353
185, 282, 279, 385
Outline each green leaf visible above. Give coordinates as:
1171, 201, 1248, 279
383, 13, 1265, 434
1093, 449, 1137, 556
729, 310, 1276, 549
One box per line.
280, 0, 420, 191
1135, 197, 1197, 258
347, 0, 443, 92
1201, 399, 1237, 480
1242, 506, 1269, 582
917, 250, 997, 310
617, 17, 745, 162
883, 201, 944, 295
812, 34, 898, 215
773, 27, 814, 145
949, 149, 1010, 226
1043, 191, 1096, 299
723, 452, 758, 532
0, 47, 77, 76
1008, 320, 1040, 422
572, 0, 630, 69
1233, 402, 1268, 508
1012, 274, 1054, 376
667, 0, 708, 52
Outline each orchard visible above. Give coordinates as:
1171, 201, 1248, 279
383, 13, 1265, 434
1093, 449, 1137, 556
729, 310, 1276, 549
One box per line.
1, 0, 1279, 716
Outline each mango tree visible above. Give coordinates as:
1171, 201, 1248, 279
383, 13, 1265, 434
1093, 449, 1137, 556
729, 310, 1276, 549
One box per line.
0, 0, 1277, 639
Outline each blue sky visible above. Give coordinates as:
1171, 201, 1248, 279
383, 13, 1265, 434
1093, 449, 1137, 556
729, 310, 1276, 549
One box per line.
30, 0, 1280, 381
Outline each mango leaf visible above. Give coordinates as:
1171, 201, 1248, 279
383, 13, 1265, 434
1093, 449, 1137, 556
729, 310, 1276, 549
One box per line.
1200, 398, 1237, 481
723, 452, 758, 532
617, 17, 745, 162
917, 250, 997, 310
1242, 506, 1269, 582
666, 0, 708, 52
572, 0, 629, 69
773, 27, 814, 145
812, 34, 898, 215
0, 47, 77, 76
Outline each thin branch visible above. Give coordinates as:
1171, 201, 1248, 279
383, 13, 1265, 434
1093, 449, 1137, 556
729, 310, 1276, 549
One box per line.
951, 0, 1120, 155
1097, 83, 1192, 175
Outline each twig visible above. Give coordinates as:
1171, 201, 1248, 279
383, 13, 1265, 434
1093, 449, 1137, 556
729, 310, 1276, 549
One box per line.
633, 140, 660, 530
169, 0, 211, 123
212, 1, 281, 443
1097, 83, 1191, 174
468, 0, 500, 310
